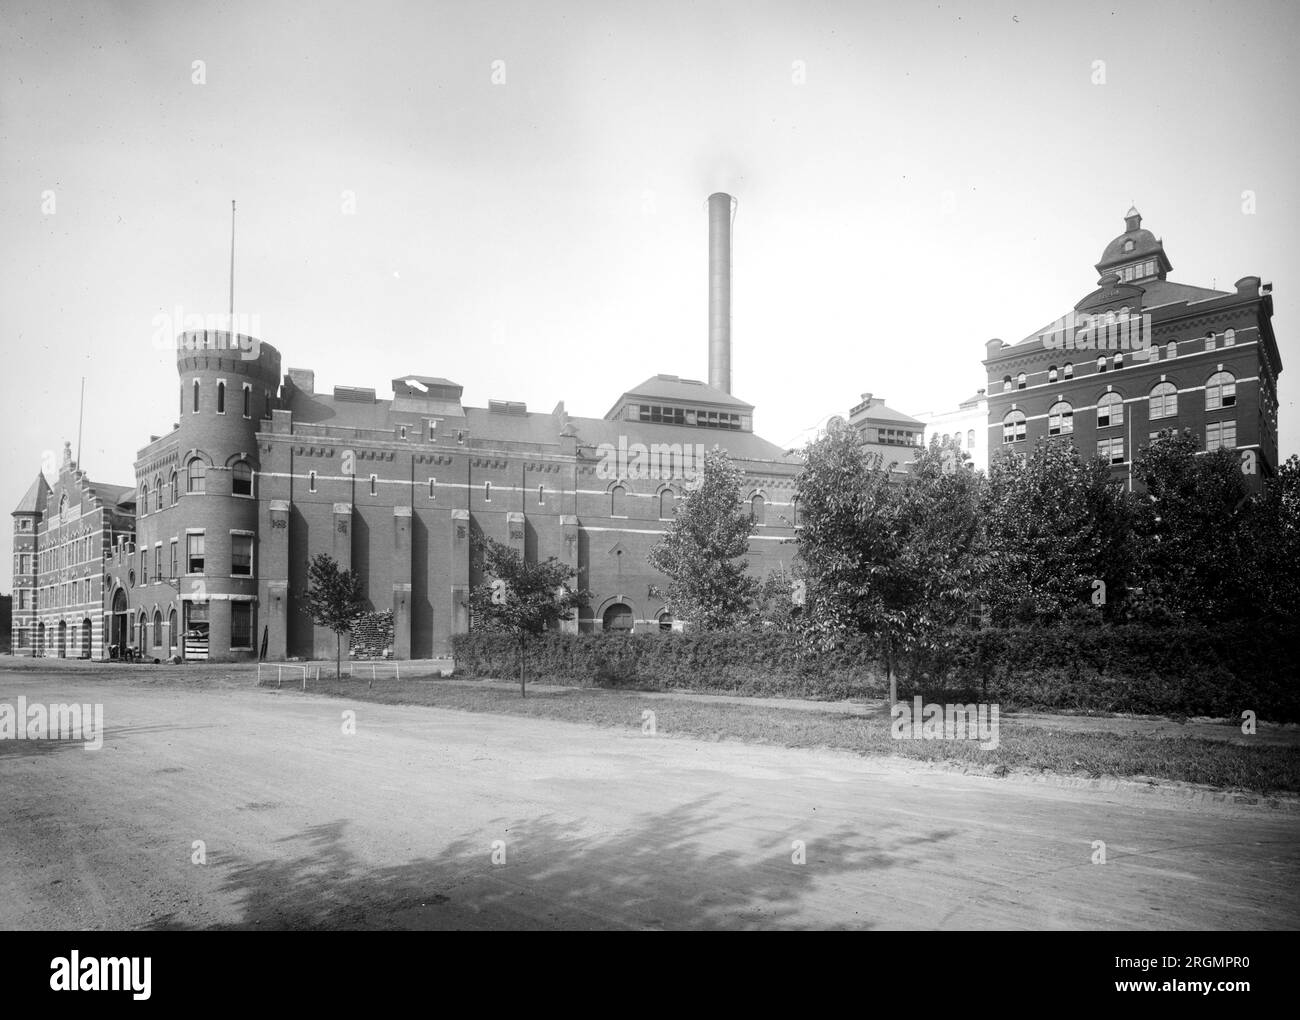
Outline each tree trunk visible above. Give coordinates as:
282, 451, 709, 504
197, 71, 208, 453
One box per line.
519, 633, 526, 698
336, 632, 341, 680
887, 639, 897, 712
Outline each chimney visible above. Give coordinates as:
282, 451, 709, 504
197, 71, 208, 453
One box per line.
708, 192, 735, 393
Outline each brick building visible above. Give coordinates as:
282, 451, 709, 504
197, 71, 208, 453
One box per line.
10, 446, 135, 658
984, 208, 1283, 485
12, 192, 801, 662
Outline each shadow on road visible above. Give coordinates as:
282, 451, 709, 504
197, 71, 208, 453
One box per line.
151, 799, 960, 930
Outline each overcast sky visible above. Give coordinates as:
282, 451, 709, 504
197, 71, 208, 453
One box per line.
2, 0, 1297, 591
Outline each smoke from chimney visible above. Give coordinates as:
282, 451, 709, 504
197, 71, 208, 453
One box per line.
708, 192, 735, 393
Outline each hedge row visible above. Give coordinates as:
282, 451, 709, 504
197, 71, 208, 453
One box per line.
450, 620, 1300, 721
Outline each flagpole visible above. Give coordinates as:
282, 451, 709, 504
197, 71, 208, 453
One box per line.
229, 199, 236, 330
75, 377, 84, 469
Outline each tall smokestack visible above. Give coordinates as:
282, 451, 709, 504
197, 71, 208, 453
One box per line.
708, 192, 736, 393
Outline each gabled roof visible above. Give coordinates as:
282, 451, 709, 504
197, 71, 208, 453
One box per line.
606, 374, 753, 419
12, 473, 50, 515
89, 482, 137, 508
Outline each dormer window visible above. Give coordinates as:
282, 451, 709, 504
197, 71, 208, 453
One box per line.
1123, 239, 1135, 253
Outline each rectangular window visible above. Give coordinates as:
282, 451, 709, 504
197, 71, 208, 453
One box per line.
141, 550, 148, 585
1207, 420, 1237, 451
230, 602, 252, 650
399, 425, 408, 440
154, 545, 161, 579
428, 478, 436, 500
170, 540, 177, 578
1097, 438, 1125, 464
187, 533, 205, 573
369, 474, 377, 497
231, 534, 253, 576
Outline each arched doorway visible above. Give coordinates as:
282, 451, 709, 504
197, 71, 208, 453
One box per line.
37, 622, 45, 657
110, 588, 129, 658
57, 620, 67, 658
81, 618, 92, 658
601, 603, 634, 633
168, 609, 177, 655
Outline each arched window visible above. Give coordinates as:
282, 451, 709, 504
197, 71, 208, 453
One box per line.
138, 612, 148, 648
1048, 365, 1058, 383
967, 429, 975, 447
170, 470, 179, 505
610, 484, 627, 517
1063, 362, 1074, 378
659, 489, 675, 520
217, 381, 226, 414
602, 603, 634, 633
537, 485, 545, 506
1206, 371, 1236, 410
1113, 353, 1123, 370
1224, 328, 1236, 346
1166, 341, 1177, 359
1002, 410, 1026, 444
483, 481, 492, 502
1002, 375, 1012, 393
232, 460, 253, 496
187, 458, 206, 494
657, 611, 674, 633
152, 611, 162, 648
168, 609, 177, 650
1097, 392, 1124, 428
1149, 382, 1178, 420
1048, 401, 1074, 436
308, 471, 317, 493
140, 482, 148, 514
153, 476, 162, 512
1204, 332, 1216, 352
1016, 372, 1026, 390
192, 380, 200, 412
943, 433, 950, 444
1096, 356, 1107, 373
750, 494, 766, 525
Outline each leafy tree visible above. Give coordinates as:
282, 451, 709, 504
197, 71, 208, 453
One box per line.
466, 535, 587, 696
793, 429, 986, 705
982, 439, 1136, 624
1241, 454, 1300, 621
1130, 429, 1253, 620
647, 446, 757, 630
303, 553, 367, 678
752, 564, 804, 631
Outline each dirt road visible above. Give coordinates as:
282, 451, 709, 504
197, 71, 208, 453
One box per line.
2, 671, 1297, 930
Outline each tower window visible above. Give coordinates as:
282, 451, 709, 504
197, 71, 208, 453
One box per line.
187, 459, 206, 494
242, 384, 252, 418
217, 381, 226, 414
1063, 362, 1073, 379
1149, 382, 1178, 420
1097, 392, 1124, 428
192, 380, 200, 412
1002, 410, 1026, 444
1048, 401, 1074, 437
308, 471, 317, 493
1206, 372, 1236, 410
232, 461, 253, 496
1017, 372, 1026, 390
369, 474, 378, 497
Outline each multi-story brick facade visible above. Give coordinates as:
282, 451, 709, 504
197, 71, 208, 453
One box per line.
10, 445, 135, 658
984, 208, 1283, 486
13, 331, 798, 663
